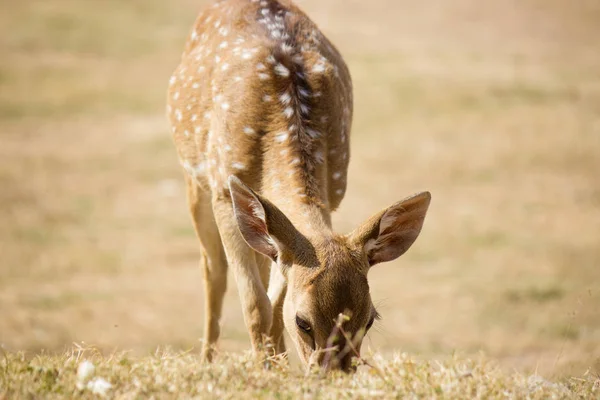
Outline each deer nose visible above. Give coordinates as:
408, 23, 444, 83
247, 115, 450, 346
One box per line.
316, 344, 358, 373
321, 353, 357, 373
338, 353, 357, 373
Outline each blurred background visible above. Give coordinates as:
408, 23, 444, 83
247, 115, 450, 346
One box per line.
1, 0, 599, 379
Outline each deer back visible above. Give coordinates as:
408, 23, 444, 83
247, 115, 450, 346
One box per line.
167, 0, 353, 212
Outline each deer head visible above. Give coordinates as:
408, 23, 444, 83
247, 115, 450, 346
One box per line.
229, 176, 431, 371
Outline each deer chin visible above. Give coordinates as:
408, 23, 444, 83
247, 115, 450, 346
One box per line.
292, 337, 314, 369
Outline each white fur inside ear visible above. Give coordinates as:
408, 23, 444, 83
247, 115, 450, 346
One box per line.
250, 200, 267, 221
270, 235, 285, 252
364, 238, 378, 256
264, 234, 278, 253
230, 180, 279, 260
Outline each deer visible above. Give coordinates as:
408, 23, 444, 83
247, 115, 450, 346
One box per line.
167, 0, 431, 372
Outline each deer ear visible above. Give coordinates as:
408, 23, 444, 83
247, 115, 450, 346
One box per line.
348, 192, 431, 267
228, 175, 301, 263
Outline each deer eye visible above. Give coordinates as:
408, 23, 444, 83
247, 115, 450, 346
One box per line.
295, 315, 312, 334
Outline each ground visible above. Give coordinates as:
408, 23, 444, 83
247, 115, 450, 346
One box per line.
1, 0, 599, 384
2, 348, 598, 398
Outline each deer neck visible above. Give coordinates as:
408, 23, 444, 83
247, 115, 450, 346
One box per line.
286, 198, 332, 239
261, 177, 333, 239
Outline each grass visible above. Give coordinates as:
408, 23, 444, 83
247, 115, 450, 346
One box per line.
0, 0, 599, 395
1, 347, 598, 399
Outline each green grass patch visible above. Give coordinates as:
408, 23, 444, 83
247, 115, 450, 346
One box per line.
1, 348, 597, 399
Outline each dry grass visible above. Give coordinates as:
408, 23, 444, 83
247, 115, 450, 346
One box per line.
1, 347, 598, 399
1, 0, 599, 394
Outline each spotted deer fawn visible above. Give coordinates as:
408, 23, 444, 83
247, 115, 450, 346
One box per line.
167, 0, 431, 372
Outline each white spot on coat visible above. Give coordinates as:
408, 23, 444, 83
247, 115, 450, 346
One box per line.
279, 92, 291, 104
300, 103, 310, 115
312, 63, 326, 73
298, 88, 310, 98
275, 131, 289, 143
315, 150, 324, 164
274, 63, 290, 77
306, 129, 321, 139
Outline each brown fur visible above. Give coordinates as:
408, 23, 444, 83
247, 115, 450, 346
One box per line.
167, 0, 431, 371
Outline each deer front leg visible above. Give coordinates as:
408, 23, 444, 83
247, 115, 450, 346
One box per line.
187, 177, 228, 362
268, 265, 287, 355
213, 199, 273, 354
